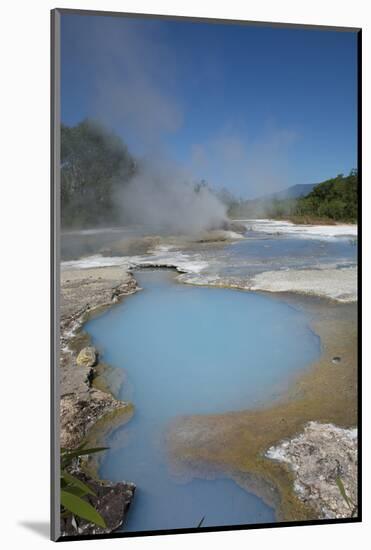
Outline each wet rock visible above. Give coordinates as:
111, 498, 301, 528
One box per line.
76, 346, 97, 368
76, 346, 97, 367
61, 472, 135, 536
101, 236, 161, 257
60, 268, 139, 321
60, 390, 131, 449
221, 220, 246, 234
266, 422, 357, 519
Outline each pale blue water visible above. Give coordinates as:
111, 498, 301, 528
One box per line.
85, 270, 321, 533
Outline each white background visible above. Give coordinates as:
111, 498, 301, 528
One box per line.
0, 0, 368, 548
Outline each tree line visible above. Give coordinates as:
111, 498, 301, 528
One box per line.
228, 171, 358, 223
294, 170, 358, 222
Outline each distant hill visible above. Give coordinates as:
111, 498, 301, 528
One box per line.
257, 183, 317, 201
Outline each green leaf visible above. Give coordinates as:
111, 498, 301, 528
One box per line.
60, 490, 107, 528
197, 516, 205, 528
61, 447, 108, 467
336, 477, 352, 509
61, 471, 96, 496
62, 447, 108, 460
62, 486, 90, 498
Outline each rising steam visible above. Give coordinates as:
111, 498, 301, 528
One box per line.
115, 156, 227, 235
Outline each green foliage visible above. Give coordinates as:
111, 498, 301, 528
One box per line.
61, 446, 108, 469
228, 170, 358, 223
335, 477, 352, 509
61, 490, 107, 529
61, 471, 96, 496
60, 446, 108, 529
295, 171, 358, 222
61, 119, 136, 228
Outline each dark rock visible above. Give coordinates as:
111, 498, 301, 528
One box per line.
61, 472, 135, 536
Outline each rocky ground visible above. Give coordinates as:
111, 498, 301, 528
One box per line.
250, 267, 357, 303
60, 265, 139, 535
266, 422, 358, 519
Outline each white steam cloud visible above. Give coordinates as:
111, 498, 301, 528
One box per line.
115, 156, 227, 234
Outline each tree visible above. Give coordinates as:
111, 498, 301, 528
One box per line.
61, 119, 136, 227
296, 170, 358, 222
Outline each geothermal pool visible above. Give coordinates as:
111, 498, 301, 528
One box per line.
85, 269, 321, 532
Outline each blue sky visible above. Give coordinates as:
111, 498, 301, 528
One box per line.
61, 14, 358, 199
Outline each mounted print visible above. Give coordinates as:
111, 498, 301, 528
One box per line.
51, 8, 361, 541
